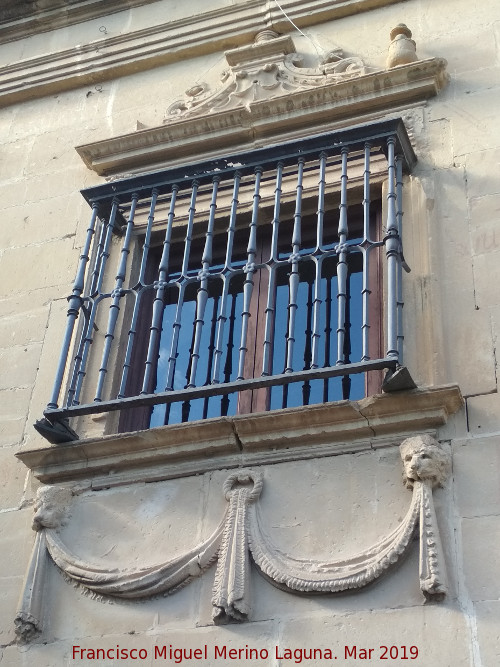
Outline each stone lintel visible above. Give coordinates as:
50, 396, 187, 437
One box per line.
17, 384, 463, 486
75, 58, 448, 176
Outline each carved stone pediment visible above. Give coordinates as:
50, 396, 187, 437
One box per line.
165, 32, 365, 121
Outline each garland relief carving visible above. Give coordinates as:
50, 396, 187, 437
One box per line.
15, 435, 450, 642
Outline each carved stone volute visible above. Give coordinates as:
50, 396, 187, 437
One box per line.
165, 31, 365, 120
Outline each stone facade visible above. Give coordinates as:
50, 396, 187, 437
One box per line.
1, 1, 499, 665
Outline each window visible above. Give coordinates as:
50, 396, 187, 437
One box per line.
35, 119, 416, 443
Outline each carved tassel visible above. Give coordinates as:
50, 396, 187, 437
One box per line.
212, 471, 263, 623
15, 531, 49, 642
418, 480, 448, 600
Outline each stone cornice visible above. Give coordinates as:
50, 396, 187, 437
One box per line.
75, 58, 448, 176
0, 0, 158, 45
17, 384, 463, 487
0, 0, 403, 108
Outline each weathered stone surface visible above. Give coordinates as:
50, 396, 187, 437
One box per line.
0, 344, 42, 391
453, 437, 500, 518
475, 601, 500, 667
462, 515, 500, 601
0, 307, 49, 350
0, 576, 25, 645
0, 509, 34, 578
279, 604, 470, 666
0, 446, 29, 509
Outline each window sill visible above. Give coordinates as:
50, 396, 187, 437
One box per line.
19, 383, 463, 489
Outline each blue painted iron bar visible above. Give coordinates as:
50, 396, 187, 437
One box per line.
212, 173, 240, 384
396, 155, 405, 363
67, 202, 118, 406
88, 216, 107, 297
310, 152, 327, 367
361, 142, 371, 361
336, 147, 349, 365
284, 158, 304, 373
261, 265, 277, 377
164, 181, 199, 392
94, 195, 138, 402
237, 168, 262, 380
140, 186, 178, 395
385, 137, 399, 361
188, 176, 220, 388
138, 189, 159, 287
47, 203, 100, 410
44, 358, 398, 420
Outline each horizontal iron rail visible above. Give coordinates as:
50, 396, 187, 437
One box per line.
81, 119, 416, 218
44, 358, 397, 421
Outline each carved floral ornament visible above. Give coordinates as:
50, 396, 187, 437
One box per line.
15, 435, 450, 642
163, 25, 419, 122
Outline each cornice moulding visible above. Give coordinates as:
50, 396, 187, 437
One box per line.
76, 58, 448, 176
0, 0, 403, 108
0, 0, 159, 45
17, 384, 463, 486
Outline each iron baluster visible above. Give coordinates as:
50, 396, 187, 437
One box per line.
285, 158, 304, 373
71, 200, 118, 405
323, 273, 333, 402
396, 155, 405, 363
203, 295, 220, 419
221, 291, 237, 416
94, 196, 138, 402
188, 177, 220, 388
139, 186, 178, 396
165, 182, 198, 392
47, 202, 100, 410
336, 147, 349, 365
237, 168, 262, 380
213, 172, 240, 384
361, 142, 372, 361
385, 137, 399, 361
311, 152, 327, 368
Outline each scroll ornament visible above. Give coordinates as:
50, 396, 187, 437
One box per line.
164, 30, 365, 121
15, 435, 450, 642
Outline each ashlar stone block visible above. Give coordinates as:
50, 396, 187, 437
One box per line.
453, 436, 500, 518
461, 515, 500, 601
279, 604, 470, 666
475, 601, 500, 667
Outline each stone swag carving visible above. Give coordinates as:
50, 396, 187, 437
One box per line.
15, 435, 450, 642
164, 29, 366, 121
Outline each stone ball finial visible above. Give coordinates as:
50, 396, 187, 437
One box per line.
387, 23, 418, 69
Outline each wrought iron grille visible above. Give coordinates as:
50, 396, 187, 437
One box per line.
36, 119, 416, 443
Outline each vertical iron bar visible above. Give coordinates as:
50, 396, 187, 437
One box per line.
47, 203, 99, 410
396, 155, 405, 363
341, 266, 352, 399
385, 137, 399, 361
165, 181, 199, 391
336, 147, 349, 365
302, 278, 313, 405
311, 153, 327, 367
138, 186, 178, 396
285, 159, 304, 373
94, 195, 138, 402
237, 168, 262, 380
188, 177, 220, 388
88, 216, 107, 297
202, 295, 219, 419
212, 173, 240, 384
221, 291, 237, 416
361, 142, 371, 361
261, 162, 284, 375
323, 273, 332, 402
70, 200, 119, 406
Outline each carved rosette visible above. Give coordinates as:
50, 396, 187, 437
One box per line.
165, 32, 365, 121
15, 435, 450, 641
